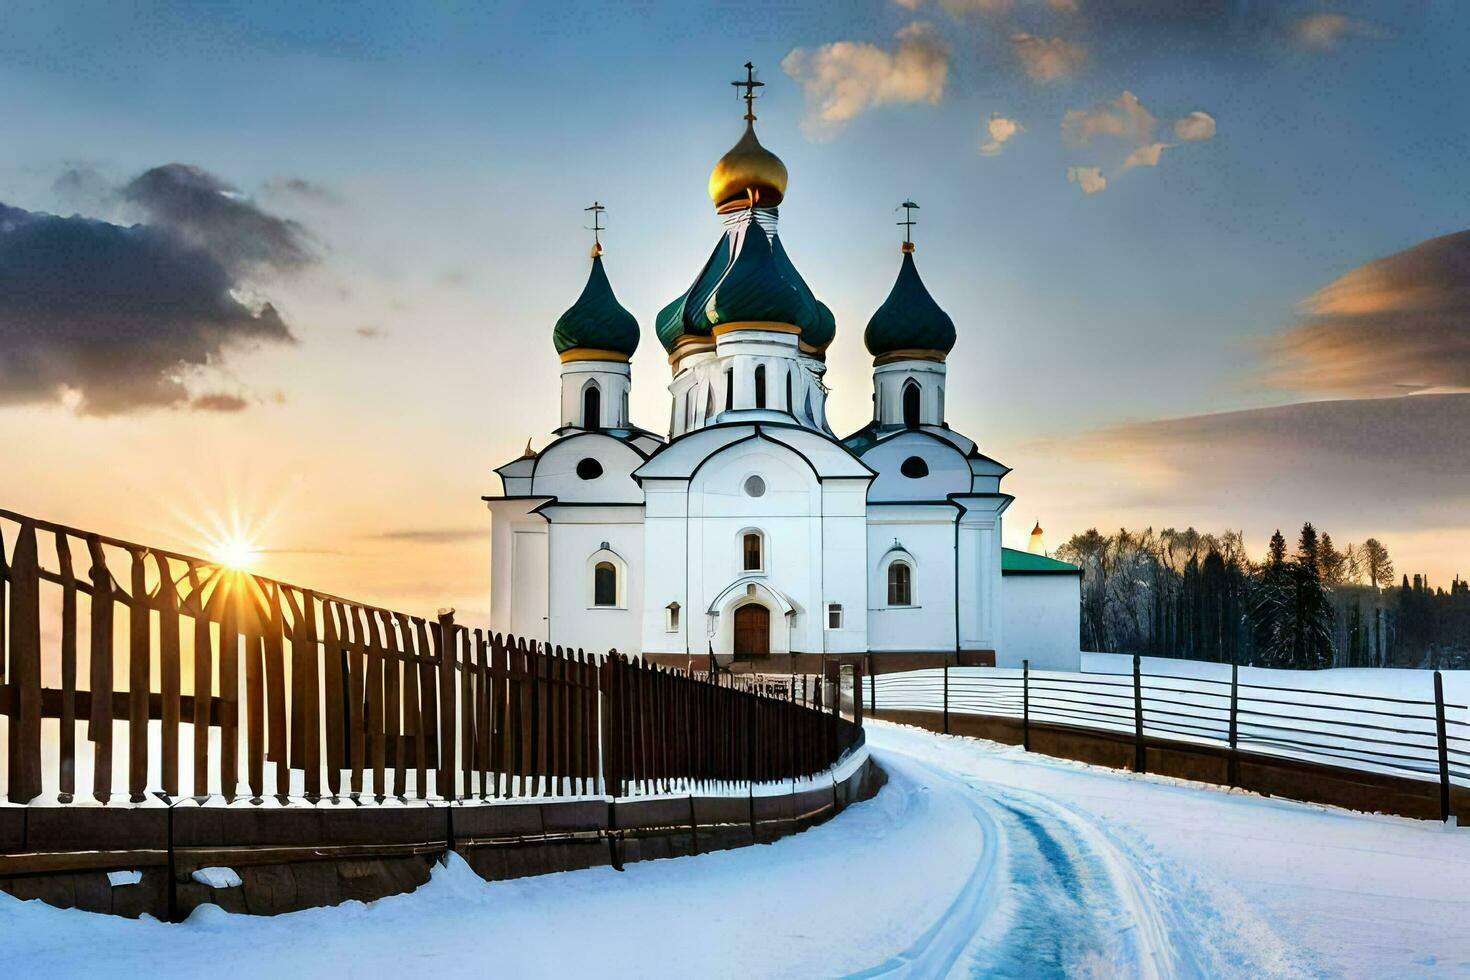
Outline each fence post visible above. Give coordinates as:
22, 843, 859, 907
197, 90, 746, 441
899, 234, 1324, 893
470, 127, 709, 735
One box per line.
435, 609, 457, 803
1132, 654, 1145, 774
1435, 671, 1451, 823
943, 656, 950, 735
1227, 656, 1240, 787
1022, 659, 1030, 752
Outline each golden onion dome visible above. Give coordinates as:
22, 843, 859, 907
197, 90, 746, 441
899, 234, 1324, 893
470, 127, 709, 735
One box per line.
708, 121, 788, 213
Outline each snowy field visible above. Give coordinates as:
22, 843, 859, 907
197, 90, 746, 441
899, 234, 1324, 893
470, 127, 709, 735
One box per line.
873, 654, 1470, 786
4, 721, 1468, 978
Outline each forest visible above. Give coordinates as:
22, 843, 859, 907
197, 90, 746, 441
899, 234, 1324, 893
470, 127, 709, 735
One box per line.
1055, 525, 1470, 670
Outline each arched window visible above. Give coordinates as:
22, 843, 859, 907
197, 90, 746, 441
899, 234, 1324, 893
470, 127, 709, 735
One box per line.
902, 382, 921, 429
593, 561, 617, 607
743, 531, 763, 572
803, 390, 813, 423
784, 371, 792, 412
583, 384, 601, 430
887, 561, 913, 606
724, 366, 734, 411
705, 384, 716, 423
754, 365, 766, 409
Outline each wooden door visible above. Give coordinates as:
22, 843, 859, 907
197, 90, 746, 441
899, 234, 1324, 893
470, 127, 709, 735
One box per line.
733, 604, 770, 659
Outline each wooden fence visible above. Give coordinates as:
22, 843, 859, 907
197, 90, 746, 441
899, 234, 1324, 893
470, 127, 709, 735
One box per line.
0, 509, 860, 807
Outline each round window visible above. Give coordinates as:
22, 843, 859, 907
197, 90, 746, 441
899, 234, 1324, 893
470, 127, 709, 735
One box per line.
576, 457, 604, 480
743, 474, 766, 497
900, 456, 929, 479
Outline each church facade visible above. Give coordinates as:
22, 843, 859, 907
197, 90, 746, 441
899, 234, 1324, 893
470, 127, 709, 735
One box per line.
484, 75, 1080, 671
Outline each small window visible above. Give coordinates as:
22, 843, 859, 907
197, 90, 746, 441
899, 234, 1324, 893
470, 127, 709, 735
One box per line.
784, 371, 792, 412
593, 561, 617, 607
724, 367, 734, 411
826, 603, 843, 630
754, 365, 766, 409
902, 382, 921, 429
743, 532, 763, 571
666, 602, 681, 632
743, 474, 766, 497
576, 457, 603, 480
705, 384, 716, 422
887, 561, 913, 606
583, 384, 601, 429
900, 456, 928, 479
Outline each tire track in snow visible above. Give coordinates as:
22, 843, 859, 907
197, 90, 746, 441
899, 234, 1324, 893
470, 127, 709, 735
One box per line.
852, 736, 1278, 979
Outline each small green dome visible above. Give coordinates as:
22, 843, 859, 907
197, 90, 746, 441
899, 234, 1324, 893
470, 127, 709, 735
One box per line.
704, 221, 807, 328
553, 254, 640, 356
864, 249, 955, 359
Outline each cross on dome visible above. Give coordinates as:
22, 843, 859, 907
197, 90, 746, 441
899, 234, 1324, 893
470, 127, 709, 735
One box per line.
731, 61, 764, 122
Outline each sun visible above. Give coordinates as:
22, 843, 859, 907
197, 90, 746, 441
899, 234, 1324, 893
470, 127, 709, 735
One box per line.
211, 534, 259, 571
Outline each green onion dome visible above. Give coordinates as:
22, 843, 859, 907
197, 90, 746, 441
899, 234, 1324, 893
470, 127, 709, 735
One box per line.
553, 253, 640, 358
704, 220, 807, 328
864, 247, 956, 361
657, 219, 835, 354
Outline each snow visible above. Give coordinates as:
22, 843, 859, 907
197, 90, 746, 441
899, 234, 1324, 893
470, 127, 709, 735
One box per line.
4, 722, 1468, 977
105, 871, 141, 887
190, 867, 242, 889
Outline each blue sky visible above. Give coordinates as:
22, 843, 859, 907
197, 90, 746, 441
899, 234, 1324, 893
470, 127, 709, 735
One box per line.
3, 1, 1468, 611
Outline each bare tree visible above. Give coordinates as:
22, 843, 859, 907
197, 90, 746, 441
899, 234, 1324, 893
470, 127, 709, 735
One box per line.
1361, 538, 1393, 589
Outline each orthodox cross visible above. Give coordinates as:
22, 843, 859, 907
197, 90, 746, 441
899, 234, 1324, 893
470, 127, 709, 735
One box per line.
732, 62, 764, 121
897, 199, 920, 245
584, 201, 606, 255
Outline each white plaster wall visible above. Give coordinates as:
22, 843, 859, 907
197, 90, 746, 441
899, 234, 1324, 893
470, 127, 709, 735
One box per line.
530, 433, 644, 503
546, 510, 644, 655
559, 360, 631, 429
866, 514, 956, 652
873, 359, 946, 428
862, 432, 971, 502
956, 500, 1006, 652
1000, 574, 1082, 671
641, 482, 691, 655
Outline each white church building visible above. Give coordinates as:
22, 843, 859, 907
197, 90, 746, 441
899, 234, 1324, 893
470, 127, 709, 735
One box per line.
484, 72, 1080, 673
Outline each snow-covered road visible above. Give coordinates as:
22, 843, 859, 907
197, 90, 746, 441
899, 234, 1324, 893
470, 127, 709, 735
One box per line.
4, 722, 1468, 978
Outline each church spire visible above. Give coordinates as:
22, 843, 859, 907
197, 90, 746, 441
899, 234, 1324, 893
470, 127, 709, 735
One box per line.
553, 203, 640, 361
864, 200, 956, 364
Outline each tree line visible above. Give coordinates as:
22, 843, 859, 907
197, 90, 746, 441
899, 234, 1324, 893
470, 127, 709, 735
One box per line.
1055, 525, 1469, 670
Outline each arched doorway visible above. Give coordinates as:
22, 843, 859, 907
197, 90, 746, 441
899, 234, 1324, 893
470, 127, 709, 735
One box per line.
733, 604, 770, 659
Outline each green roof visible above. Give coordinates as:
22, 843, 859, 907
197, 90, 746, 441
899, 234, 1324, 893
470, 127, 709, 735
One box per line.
1001, 547, 1080, 575
864, 249, 956, 358
553, 254, 640, 356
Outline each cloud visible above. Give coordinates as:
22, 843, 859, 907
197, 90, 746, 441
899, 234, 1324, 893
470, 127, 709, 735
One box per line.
1044, 394, 1470, 529
1010, 33, 1087, 82
260, 176, 343, 207
0, 164, 310, 415
123, 164, 314, 276
1062, 90, 1155, 145
1123, 142, 1171, 168
1265, 231, 1470, 396
783, 22, 949, 139
369, 527, 482, 544
1173, 110, 1217, 142
980, 114, 1021, 156
190, 392, 250, 412
1067, 166, 1107, 193
356, 325, 386, 339
1294, 13, 1386, 50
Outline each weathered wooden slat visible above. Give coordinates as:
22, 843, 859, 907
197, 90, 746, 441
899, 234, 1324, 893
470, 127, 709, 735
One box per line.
6, 523, 42, 803
322, 602, 345, 797
415, 617, 438, 776
476, 630, 490, 799
490, 633, 506, 798
434, 613, 457, 801
382, 610, 404, 798
86, 536, 114, 803
126, 548, 150, 801
362, 607, 385, 798
263, 584, 289, 798
401, 614, 424, 798
55, 532, 78, 800
460, 627, 474, 799
0, 523, 7, 689
218, 578, 241, 802
518, 637, 534, 795
347, 605, 368, 796
154, 553, 181, 797
188, 566, 212, 797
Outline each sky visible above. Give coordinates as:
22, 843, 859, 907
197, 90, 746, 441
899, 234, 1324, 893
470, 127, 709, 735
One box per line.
2, 0, 1468, 621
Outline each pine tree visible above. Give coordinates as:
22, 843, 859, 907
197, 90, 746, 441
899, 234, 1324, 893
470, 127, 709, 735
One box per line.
1320, 533, 1346, 585
1249, 530, 1292, 666
1290, 523, 1335, 668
